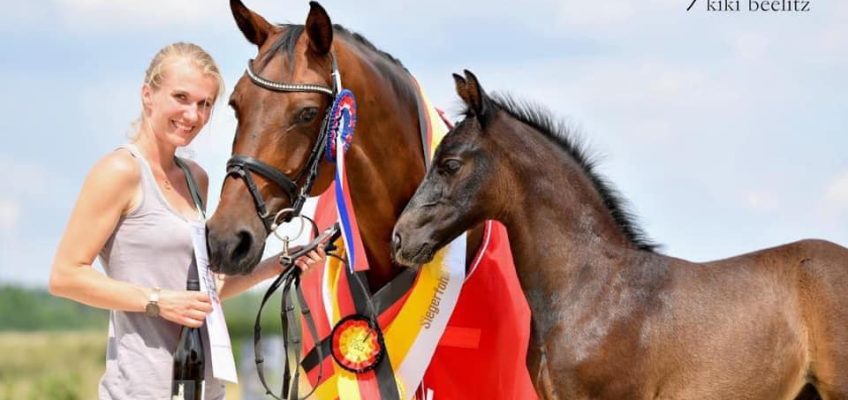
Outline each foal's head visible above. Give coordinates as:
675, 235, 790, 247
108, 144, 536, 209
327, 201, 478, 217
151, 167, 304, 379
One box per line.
392, 71, 510, 266
392, 71, 657, 266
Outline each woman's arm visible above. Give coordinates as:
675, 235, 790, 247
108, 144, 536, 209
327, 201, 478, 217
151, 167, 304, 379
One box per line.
217, 245, 327, 300
49, 151, 212, 327
217, 254, 285, 300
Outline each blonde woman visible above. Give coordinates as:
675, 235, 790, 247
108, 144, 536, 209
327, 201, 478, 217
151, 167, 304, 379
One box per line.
49, 42, 324, 399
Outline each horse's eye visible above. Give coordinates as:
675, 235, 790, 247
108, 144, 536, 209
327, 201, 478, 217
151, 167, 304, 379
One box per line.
296, 107, 319, 124
440, 159, 462, 175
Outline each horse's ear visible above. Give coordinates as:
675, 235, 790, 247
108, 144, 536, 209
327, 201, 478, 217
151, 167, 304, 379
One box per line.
461, 70, 490, 118
230, 0, 273, 47
305, 1, 333, 55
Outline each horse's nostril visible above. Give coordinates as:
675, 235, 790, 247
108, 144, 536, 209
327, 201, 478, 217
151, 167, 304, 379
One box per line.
392, 232, 403, 254
233, 230, 253, 263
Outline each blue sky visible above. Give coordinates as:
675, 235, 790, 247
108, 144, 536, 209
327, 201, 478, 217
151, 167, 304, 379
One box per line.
1, 0, 846, 287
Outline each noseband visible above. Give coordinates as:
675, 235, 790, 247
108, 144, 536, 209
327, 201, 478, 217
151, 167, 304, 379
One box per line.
227, 54, 342, 232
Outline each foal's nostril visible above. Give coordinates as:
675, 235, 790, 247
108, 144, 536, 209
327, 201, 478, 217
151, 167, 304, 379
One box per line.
233, 230, 253, 263
391, 232, 403, 255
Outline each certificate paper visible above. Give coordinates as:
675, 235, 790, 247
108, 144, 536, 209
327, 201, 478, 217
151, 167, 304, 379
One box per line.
191, 222, 238, 383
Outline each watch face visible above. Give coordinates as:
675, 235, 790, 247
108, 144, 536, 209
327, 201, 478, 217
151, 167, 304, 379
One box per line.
145, 302, 159, 317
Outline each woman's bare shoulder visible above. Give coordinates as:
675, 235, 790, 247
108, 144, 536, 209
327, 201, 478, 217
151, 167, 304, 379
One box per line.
86, 149, 142, 194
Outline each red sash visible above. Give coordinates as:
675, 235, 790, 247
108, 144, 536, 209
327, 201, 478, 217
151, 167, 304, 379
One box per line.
308, 193, 536, 399
417, 220, 536, 399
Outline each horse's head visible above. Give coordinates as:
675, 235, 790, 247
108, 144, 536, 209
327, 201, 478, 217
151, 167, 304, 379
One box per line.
208, 1, 340, 275
392, 71, 508, 267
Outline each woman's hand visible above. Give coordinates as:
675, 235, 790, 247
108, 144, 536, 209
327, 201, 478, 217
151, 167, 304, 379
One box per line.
293, 246, 327, 275
218, 236, 333, 301
158, 289, 213, 328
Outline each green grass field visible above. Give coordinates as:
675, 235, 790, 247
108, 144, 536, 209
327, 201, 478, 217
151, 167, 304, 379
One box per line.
0, 331, 105, 400
0, 285, 283, 399
0, 331, 242, 400
0, 331, 247, 400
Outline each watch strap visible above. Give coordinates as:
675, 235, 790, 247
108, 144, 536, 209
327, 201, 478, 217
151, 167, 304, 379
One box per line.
149, 287, 161, 303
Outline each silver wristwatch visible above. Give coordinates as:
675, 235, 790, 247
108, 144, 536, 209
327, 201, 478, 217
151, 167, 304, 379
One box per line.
144, 287, 161, 317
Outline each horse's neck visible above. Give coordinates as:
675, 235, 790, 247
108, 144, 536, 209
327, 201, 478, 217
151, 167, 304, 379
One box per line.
343, 50, 426, 289
496, 127, 636, 329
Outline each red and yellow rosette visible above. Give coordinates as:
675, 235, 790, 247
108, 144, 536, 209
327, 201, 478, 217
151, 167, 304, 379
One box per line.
330, 314, 386, 373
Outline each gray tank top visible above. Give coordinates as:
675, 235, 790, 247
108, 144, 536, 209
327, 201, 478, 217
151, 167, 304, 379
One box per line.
98, 144, 226, 400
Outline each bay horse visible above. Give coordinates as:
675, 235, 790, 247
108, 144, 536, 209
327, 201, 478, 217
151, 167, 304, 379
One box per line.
392, 70, 848, 399
207, 1, 534, 399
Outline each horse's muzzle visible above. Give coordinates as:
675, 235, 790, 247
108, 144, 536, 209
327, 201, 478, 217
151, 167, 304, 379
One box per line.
206, 220, 264, 275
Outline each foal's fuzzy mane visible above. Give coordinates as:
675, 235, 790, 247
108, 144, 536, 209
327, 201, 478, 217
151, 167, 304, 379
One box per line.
486, 94, 658, 252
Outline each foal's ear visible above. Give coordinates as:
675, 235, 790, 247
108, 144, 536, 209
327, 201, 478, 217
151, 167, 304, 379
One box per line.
306, 1, 334, 55
453, 73, 469, 104
455, 70, 490, 118
230, 0, 273, 47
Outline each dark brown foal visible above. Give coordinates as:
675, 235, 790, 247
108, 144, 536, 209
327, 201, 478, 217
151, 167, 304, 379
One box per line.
392, 70, 848, 400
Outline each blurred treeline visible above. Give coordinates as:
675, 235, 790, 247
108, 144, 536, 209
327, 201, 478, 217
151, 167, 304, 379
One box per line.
0, 285, 108, 331
0, 283, 282, 400
0, 284, 282, 335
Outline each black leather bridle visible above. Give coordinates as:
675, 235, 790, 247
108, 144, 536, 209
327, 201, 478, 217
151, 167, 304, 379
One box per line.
230, 54, 342, 400
226, 54, 342, 232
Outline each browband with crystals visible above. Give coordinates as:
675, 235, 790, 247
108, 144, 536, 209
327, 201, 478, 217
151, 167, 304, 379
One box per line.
244, 54, 340, 96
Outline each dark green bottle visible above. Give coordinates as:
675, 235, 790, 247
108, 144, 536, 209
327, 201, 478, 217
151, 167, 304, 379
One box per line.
171, 279, 205, 400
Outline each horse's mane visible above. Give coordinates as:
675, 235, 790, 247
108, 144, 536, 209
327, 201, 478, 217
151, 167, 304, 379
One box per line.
486, 94, 659, 252
257, 24, 414, 101
333, 25, 407, 71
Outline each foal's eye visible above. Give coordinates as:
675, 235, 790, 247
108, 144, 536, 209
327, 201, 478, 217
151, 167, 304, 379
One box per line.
296, 107, 319, 124
440, 159, 462, 175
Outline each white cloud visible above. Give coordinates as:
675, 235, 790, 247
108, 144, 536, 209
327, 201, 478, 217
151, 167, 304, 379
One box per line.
54, 0, 224, 30
743, 190, 780, 212
555, 0, 637, 29
0, 198, 20, 232
76, 76, 140, 145
47, 0, 341, 33
0, 156, 54, 199
732, 32, 770, 62
823, 171, 848, 214
0, 3, 45, 32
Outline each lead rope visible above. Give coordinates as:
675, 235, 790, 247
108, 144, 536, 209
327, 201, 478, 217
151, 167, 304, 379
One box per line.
254, 219, 340, 400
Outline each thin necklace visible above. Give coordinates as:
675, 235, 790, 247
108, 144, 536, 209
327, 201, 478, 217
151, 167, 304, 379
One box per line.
160, 177, 173, 191
134, 142, 176, 191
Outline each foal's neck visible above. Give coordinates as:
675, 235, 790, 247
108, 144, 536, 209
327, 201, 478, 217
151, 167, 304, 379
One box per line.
496, 121, 636, 313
